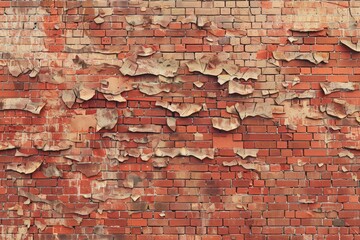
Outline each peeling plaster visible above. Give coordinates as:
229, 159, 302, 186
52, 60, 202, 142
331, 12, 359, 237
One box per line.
273, 52, 329, 64
121, 58, 179, 77
212, 117, 240, 131
0, 98, 45, 114
275, 90, 316, 104
155, 148, 215, 160
320, 82, 355, 95
155, 101, 202, 117
340, 40, 360, 52
6, 162, 42, 174
235, 102, 273, 120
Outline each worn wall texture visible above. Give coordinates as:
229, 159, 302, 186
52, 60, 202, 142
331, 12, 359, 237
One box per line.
1, 0, 360, 239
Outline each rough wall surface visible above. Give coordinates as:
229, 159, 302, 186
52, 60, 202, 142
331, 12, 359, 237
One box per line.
1, 0, 360, 239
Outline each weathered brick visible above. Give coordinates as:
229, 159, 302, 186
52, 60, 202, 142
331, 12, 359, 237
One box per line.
1, 1, 359, 239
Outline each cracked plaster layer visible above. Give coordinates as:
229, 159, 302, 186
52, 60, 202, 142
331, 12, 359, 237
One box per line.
1, 0, 360, 239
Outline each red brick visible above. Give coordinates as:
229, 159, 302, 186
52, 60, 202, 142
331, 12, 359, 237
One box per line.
0, 1, 10, 7
309, 180, 331, 187
213, 134, 242, 148
0, 2, 359, 239
304, 149, 328, 156
128, 219, 147, 226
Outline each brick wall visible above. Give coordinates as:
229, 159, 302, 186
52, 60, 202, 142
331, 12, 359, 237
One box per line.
1, 0, 360, 239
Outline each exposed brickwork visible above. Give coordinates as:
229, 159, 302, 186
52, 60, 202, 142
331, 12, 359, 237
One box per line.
1, 0, 360, 239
